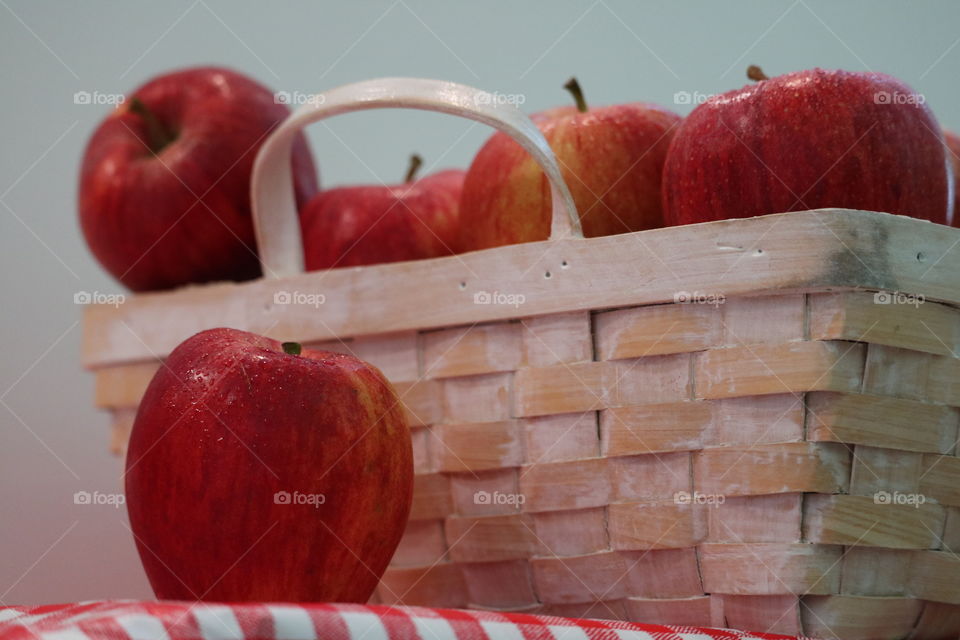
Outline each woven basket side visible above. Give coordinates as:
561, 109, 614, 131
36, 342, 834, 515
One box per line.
91, 289, 960, 638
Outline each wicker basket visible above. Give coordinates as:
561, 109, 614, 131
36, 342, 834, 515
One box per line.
82, 78, 960, 640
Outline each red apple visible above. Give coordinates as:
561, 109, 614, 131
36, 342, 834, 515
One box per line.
79, 67, 318, 291
124, 328, 412, 602
457, 78, 682, 251
300, 154, 463, 269
663, 66, 953, 226
944, 129, 960, 224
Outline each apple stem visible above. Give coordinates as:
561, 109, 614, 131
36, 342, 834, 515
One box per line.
747, 65, 769, 82
405, 154, 423, 183
564, 77, 589, 113
282, 341, 302, 356
128, 97, 176, 153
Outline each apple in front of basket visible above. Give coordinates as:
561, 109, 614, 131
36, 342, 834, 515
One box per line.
124, 328, 413, 601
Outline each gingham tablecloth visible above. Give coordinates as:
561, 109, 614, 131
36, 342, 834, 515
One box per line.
0, 602, 815, 640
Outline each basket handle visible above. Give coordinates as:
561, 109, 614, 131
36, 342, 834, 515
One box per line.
251, 77, 582, 279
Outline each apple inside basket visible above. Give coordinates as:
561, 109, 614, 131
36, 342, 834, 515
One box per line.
83, 78, 960, 638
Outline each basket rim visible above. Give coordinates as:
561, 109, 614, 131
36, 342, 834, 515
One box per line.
82, 208, 960, 368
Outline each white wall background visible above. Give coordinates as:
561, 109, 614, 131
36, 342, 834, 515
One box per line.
1, 0, 959, 604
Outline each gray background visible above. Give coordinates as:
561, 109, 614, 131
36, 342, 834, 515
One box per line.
1, 0, 958, 604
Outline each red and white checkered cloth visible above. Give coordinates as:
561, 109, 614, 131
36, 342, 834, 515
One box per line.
0, 602, 815, 640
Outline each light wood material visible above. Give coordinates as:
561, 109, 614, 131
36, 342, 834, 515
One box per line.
619, 547, 704, 598
523, 413, 599, 463
377, 562, 467, 609
409, 474, 451, 521
840, 547, 914, 596
82, 210, 960, 367
424, 324, 522, 379
699, 543, 842, 595
85, 209, 960, 638
810, 291, 960, 357
601, 401, 711, 455
94, 362, 158, 408
391, 520, 447, 567
707, 494, 803, 543
608, 500, 708, 550
720, 595, 801, 636
514, 354, 692, 417
532, 507, 607, 556
802, 494, 945, 549
393, 379, 442, 427
530, 551, 628, 604
109, 408, 137, 457
449, 468, 520, 517
941, 507, 960, 550
694, 341, 865, 399
622, 596, 715, 629
609, 452, 690, 503
919, 454, 960, 507
347, 332, 419, 381
807, 391, 958, 454
444, 513, 540, 562
862, 345, 960, 406
910, 601, 960, 639
847, 446, 921, 496
434, 421, 522, 472
460, 560, 539, 610
521, 312, 591, 367
595, 303, 724, 360
518, 458, 610, 512
694, 442, 850, 496
910, 551, 960, 604
801, 595, 924, 640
